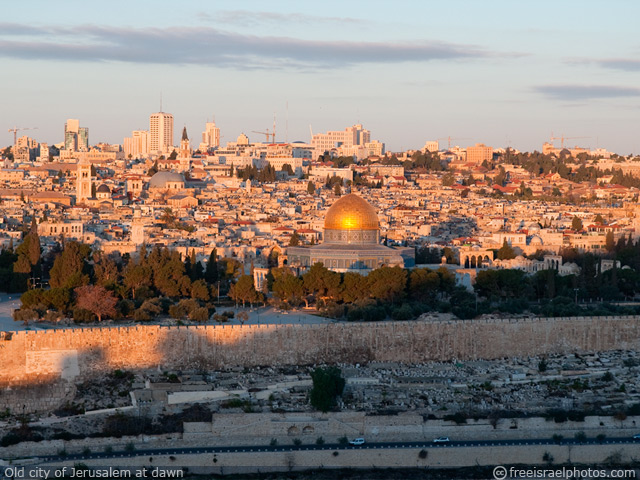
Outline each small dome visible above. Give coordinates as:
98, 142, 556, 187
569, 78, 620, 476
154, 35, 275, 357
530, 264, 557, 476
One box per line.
148, 171, 185, 188
324, 194, 379, 231
96, 184, 110, 193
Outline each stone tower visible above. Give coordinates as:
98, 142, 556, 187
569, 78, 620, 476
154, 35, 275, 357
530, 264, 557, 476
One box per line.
131, 208, 145, 246
76, 158, 92, 204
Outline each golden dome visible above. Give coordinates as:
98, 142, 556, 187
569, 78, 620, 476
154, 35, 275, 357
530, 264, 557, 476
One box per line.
324, 194, 379, 231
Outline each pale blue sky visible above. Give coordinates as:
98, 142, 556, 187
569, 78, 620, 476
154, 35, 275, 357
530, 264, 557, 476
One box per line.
2, 0, 640, 154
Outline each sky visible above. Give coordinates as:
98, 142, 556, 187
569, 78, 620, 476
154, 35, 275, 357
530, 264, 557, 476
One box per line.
2, 0, 640, 154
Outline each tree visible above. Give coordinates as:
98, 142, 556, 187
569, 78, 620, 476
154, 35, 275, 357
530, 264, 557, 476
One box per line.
441, 173, 455, 186
271, 268, 305, 306
571, 216, 583, 231
281, 164, 294, 176
49, 241, 91, 289
309, 366, 345, 412
75, 285, 117, 322
334, 183, 342, 196
409, 268, 441, 302
12, 219, 42, 291
229, 275, 261, 307
204, 249, 218, 284
168, 149, 177, 160
307, 181, 315, 195
366, 266, 407, 303
289, 232, 301, 246
123, 262, 152, 300
605, 230, 615, 253
148, 161, 158, 176
594, 214, 604, 224
497, 239, 516, 260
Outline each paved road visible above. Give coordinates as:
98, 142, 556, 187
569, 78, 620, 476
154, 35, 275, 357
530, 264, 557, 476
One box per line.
0, 293, 26, 332
32, 437, 640, 463
221, 305, 329, 326
0, 299, 329, 332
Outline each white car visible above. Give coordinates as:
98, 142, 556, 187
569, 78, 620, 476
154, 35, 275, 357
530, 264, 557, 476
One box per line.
433, 437, 450, 443
349, 438, 365, 446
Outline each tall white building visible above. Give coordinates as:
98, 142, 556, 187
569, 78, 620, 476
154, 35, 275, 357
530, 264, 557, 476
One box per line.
124, 130, 150, 159
201, 119, 220, 150
64, 119, 89, 152
149, 112, 174, 154
311, 124, 371, 154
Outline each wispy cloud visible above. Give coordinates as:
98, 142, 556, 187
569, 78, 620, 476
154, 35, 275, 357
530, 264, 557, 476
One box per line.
207, 10, 366, 27
566, 57, 640, 72
0, 22, 491, 70
534, 84, 640, 101
595, 58, 640, 72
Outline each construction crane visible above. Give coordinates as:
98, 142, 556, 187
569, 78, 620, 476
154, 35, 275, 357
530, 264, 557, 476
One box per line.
437, 136, 470, 150
252, 115, 277, 144
550, 134, 590, 149
252, 129, 276, 143
8, 126, 38, 146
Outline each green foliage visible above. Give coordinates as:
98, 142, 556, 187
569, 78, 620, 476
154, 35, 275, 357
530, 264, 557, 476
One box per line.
497, 239, 516, 260
309, 366, 345, 412
229, 275, 262, 306
49, 241, 91, 289
288, 231, 301, 246
571, 216, 583, 231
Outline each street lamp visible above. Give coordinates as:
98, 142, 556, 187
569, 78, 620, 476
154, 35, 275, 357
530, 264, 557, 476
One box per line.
574, 288, 579, 305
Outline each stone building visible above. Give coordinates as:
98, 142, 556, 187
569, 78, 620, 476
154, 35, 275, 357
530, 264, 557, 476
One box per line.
287, 193, 415, 273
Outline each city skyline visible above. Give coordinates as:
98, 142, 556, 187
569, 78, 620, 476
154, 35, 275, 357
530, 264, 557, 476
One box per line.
2, 0, 640, 154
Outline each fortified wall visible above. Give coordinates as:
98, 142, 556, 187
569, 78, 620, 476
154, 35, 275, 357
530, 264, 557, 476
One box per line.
1, 315, 639, 386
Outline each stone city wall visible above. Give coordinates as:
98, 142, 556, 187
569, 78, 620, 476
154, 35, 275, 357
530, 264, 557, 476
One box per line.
0, 315, 639, 386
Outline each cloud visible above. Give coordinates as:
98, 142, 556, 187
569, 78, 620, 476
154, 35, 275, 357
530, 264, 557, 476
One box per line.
566, 57, 640, 72
534, 84, 640, 101
595, 59, 640, 72
0, 22, 490, 70
211, 10, 366, 27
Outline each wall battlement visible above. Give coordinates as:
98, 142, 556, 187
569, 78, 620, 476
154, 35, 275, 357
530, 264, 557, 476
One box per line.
1, 315, 639, 387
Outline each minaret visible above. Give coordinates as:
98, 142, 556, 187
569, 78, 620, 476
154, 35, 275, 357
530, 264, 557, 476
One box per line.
131, 208, 145, 246
76, 158, 92, 204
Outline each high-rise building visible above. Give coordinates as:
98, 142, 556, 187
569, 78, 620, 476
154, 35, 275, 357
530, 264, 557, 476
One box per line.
466, 143, 493, 164
202, 119, 220, 150
64, 119, 89, 152
78, 127, 89, 151
124, 130, 150, 159
311, 124, 371, 153
149, 112, 174, 154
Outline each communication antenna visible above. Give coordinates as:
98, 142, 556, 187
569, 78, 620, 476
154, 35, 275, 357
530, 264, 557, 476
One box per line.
286, 101, 289, 144
160, 91, 163, 112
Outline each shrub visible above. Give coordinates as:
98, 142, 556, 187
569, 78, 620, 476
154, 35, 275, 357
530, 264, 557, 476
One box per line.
574, 431, 587, 442
293, 438, 302, 446
338, 436, 348, 445
270, 438, 278, 446
13, 308, 39, 323
316, 437, 325, 445
72, 308, 95, 323
191, 307, 209, 322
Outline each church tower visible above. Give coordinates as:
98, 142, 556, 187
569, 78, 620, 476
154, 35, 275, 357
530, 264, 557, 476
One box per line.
179, 126, 191, 158
76, 158, 92, 204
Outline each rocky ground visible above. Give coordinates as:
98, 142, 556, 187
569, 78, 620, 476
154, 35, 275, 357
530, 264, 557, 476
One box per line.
1, 350, 639, 443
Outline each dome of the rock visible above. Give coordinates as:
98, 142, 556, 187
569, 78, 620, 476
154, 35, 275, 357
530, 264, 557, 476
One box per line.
324, 194, 379, 231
